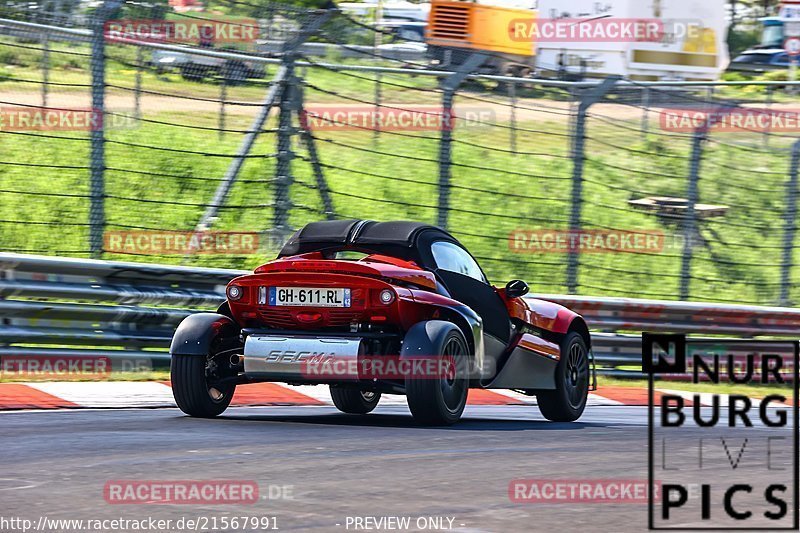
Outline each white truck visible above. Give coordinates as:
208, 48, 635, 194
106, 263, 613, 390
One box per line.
535, 0, 730, 81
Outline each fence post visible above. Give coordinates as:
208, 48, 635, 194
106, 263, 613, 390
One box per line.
134, 46, 142, 120
297, 80, 335, 220
640, 86, 650, 141
680, 128, 707, 300
41, 32, 49, 108
273, 54, 297, 242
764, 87, 774, 149
218, 75, 227, 140
373, 1, 383, 144
780, 140, 800, 306
437, 53, 486, 230
373, 71, 382, 143
89, 1, 114, 259
188, 8, 334, 242
508, 79, 517, 154
566, 77, 619, 294
188, 66, 286, 254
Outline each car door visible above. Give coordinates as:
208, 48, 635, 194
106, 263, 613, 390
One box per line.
430, 241, 511, 347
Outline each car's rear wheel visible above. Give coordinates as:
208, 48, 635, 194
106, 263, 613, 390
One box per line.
221, 60, 248, 85
179, 64, 206, 81
172, 351, 236, 418
405, 329, 469, 426
536, 332, 589, 422
330, 388, 381, 414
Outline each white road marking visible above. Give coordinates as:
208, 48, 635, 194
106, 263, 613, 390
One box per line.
25, 381, 176, 408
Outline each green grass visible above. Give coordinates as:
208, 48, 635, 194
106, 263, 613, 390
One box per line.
1, 109, 794, 304
600, 377, 794, 399
0, 370, 171, 383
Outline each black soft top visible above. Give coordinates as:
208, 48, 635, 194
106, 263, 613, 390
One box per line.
278, 219, 461, 264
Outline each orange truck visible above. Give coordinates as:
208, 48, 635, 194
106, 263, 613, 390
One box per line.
426, 0, 537, 77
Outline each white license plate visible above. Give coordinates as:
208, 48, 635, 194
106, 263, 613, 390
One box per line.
263, 287, 352, 307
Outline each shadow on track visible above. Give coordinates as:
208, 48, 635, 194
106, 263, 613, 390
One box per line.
211, 411, 608, 431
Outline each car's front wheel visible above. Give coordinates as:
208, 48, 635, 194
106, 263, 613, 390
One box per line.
330, 388, 381, 414
536, 332, 590, 422
405, 326, 470, 426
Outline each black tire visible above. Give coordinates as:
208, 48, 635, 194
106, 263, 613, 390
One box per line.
180, 64, 205, 81
221, 60, 248, 85
536, 332, 590, 422
171, 354, 236, 418
405, 329, 469, 426
330, 388, 381, 414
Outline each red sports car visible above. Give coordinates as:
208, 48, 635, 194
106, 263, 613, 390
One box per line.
170, 220, 594, 425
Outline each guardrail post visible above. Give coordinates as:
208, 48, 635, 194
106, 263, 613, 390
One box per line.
89, 1, 116, 259
680, 127, 707, 300
566, 77, 619, 294
437, 53, 487, 230
780, 140, 800, 306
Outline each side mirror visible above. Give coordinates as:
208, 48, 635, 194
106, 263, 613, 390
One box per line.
505, 279, 529, 299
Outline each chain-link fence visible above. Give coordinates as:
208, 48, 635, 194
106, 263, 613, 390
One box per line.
2, 1, 800, 306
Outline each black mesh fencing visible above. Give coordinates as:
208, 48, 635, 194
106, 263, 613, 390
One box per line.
1, 1, 800, 305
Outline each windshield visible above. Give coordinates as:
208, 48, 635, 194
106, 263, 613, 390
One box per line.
761, 24, 784, 48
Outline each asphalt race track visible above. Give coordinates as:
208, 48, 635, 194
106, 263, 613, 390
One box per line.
1, 405, 646, 532
1, 403, 792, 532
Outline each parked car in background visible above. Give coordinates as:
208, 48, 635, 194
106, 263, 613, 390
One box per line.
727, 48, 791, 74
151, 48, 265, 83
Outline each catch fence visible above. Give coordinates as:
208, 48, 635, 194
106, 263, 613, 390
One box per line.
1, 1, 800, 306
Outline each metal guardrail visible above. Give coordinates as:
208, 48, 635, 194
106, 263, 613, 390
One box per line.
535, 294, 800, 337
1, 253, 798, 375
0, 254, 244, 368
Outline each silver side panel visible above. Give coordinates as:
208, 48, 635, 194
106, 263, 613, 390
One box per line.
243, 335, 362, 380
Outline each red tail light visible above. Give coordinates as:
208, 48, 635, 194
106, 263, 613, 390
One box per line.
296, 312, 323, 324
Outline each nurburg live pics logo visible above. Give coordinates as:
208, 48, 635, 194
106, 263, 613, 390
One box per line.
644, 333, 799, 530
